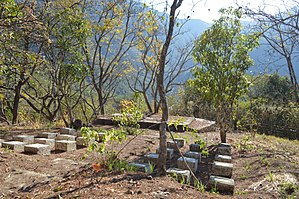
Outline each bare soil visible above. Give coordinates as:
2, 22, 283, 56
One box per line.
0, 125, 298, 199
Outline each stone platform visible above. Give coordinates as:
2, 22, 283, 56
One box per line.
24, 143, 51, 155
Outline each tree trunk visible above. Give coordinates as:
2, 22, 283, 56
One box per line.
143, 92, 153, 113
286, 56, 299, 102
156, 0, 183, 174
12, 82, 22, 124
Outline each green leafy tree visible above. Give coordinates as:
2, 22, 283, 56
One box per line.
190, 7, 260, 143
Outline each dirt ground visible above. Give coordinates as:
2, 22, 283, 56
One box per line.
0, 125, 298, 199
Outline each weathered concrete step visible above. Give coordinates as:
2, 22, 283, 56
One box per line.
166, 168, 191, 184
144, 153, 159, 165
156, 148, 174, 159
128, 162, 152, 173
60, 127, 77, 136
13, 135, 34, 144
177, 156, 198, 173
56, 134, 76, 141
173, 138, 185, 148
189, 143, 201, 152
76, 137, 95, 146
215, 154, 232, 163
218, 143, 232, 156
184, 151, 201, 162
35, 138, 55, 150
2, 141, 25, 152
208, 175, 235, 193
212, 161, 233, 178
37, 132, 58, 139
24, 143, 51, 155
167, 141, 181, 152
55, 140, 77, 152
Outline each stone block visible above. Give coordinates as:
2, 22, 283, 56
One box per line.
184, 151, 201, 162
167, 141, 180, 152
215, 154, 232, 163
37, 132, 58, 139
174, 138, 185, 148
177, 157, 198, 173
128, 162, 152, 173
55, 140, 77, 152
60, 127, 77, 136
208, 175, 235, 193
212, 161, 233, 178
0, 139, 4, 148
218, 143, 232, 156
13, 135, 34, 144
56, 134, 76, 141
156, 148, 174, 159
34, 138, 55, 150
189, 143, 201, 152
76, 137, 94, 147
144, 153, 159, 165
166, 168, 191, 183
98, 132, 106, 142
2, 141, 25, 152
24, 143, 51, 155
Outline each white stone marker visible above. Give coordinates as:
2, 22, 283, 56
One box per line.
60, 127, 77, 136
174, 138, 186, 148
24, 143, 51, 155
56, 134, 76, 141
208, 175, 235, 193
215, 154, 232, 163
128, 162, 152, 173
2, 141, 25, 152
156, 148, 174, 159
55, 140, 77, 151
212, 161, 233, 178
144, 153, 159, 165
35, 138, 55, 150
166, 168, 191, 183
37, 132, 58, 139
184, 151, 202, 162
13, 135, 34, 144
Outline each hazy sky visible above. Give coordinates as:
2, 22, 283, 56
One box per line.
142, 0, 295, 23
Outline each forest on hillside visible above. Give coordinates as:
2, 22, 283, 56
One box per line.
0, 0, 298, 139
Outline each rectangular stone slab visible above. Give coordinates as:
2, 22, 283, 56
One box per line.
56, 134, 76, 141
166, 168, 191, 184
167, 141, 180, 152
34, 138, 55, 150
60, 127, 77, 136
13, 135, 34, 144
212, 161, 233, 178
156, 148, 174, 159
37, 132, 58, 139
128, 162, 151, 173
189, 143, 201, 152
215, 154, 232, 163
144, 153, 159, 165
76, 137, 94, 147
184, 151, 201, 162
2, 141, 25, 152
24, 143, 51, 155
177, 156, 198, 173
218, 146, 232, 156
208, 175, 235, 193
55, 140, 77, 151
174, 138, 185, 148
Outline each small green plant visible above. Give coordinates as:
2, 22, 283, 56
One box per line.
259, 156, 271, 167
236, 135, 256, 152
240, 174, 248, 180
194, 179, 205, 193
147, 161, 155, 174
210, 183, 219, 194
235, 190, 247, 195
267, 170, 274, 182
192, 133, 209, 156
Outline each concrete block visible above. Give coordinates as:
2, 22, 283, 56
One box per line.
156, 148, 174, 159
13, 135, 34, 144
212, 161, 233, 178
215, 154, 232, 163
144, 153, 159, 165
37, 132, 58, 139
184, 151, 201, 162
189, 143, 201, 152
167, 141, 180, 152
2, 141, 25, 152
0, 139, 4, 148
128, 162, 152, 173
55, 140, 77, 152
166, 168, 191, 183
34, 138, 55, 150
218, 143, 232, 156
174, 138, 185, 148
177, 157, 198, 173
76, 137, 94, 147
60, 127, 77, 136
98, 132, 106, 142
208, 175, 235, 193
24, 143, 51, 155
56, 134, 76, 141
